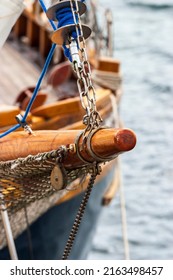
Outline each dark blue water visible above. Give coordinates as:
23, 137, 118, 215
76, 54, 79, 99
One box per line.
88, 0, 173, 259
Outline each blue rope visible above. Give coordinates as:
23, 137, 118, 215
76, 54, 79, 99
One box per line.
22, 43, 56, 121
0, 1, 57, 139
0, 0, 85, 139
38, 0, 56, 30
56, 7, 80, 62
56, 8, 78, 29
0, 124, 21, 139
0, 44, 56, 138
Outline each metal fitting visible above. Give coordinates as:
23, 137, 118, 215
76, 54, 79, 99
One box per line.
15, 114, 33, 135
69, 39, 82, 69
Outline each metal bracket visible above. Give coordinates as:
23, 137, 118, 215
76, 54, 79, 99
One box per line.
86, 127, 118, 162
15, 114, 33, 134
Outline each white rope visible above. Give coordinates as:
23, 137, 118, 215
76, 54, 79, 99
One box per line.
1, 204, 18, 260
111, 94, 130, 260
118, 157, 130, 260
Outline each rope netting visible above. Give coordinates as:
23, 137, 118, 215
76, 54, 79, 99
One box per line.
0, 1, 119, 255
0, 149, 91, 213
0, 149, 91, 249
0, 1, 90, 225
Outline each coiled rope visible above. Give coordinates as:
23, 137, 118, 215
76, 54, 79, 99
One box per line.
56, 7, 79, 62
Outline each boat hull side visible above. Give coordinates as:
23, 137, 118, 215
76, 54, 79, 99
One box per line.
0, 166, 115, 260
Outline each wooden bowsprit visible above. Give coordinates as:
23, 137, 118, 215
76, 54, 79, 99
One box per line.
0, 0, 137, 260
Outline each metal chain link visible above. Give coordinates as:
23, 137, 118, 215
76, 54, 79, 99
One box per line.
62, 163, 100, 260
60, 0, 105, 253
69, 0, 103, 137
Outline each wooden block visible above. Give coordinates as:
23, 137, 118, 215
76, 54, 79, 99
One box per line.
96, 56, 120, 73
0, 105, 20, 127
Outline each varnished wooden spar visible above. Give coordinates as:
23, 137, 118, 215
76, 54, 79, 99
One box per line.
0, 128, 136, 167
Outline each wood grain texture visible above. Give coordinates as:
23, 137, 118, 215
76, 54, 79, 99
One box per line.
0, 128, 136, 167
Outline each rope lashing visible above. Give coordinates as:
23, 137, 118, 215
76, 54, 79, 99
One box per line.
55, 7, 80, 62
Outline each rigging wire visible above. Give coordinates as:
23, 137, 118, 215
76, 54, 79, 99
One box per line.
0, 44, 56, 138
0, 124, 21, 139
111, 94, 130, 260
0, 203, 18, 260
118, 158, 130, 260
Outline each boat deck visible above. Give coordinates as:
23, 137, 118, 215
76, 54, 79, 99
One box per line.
0, 41, 54, 105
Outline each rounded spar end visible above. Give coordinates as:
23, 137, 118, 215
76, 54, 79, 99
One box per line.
89, 127, 137, 162
114, 128, 137, 152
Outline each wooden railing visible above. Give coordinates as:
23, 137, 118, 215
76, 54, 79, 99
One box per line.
13, 2, 54, 60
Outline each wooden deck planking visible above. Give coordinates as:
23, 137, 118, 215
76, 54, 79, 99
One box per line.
0, 43, 45, 105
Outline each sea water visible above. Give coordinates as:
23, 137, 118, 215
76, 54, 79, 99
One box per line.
88, 0, 173, 260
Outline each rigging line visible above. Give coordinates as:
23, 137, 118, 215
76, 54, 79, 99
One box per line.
22, 43, 56, 122
38, 0, 57, 30
21, 0, 58, 122
0, 124, 21, 139
111, 94, 130, 260
118, 157, 130, 260
0, 0, 56, 139
0, 43, 56, 137
0, 203, 18, 260
24, 0, 85, 121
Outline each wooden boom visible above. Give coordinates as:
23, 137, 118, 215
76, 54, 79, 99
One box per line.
0, 128, 136, 167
